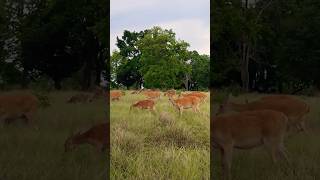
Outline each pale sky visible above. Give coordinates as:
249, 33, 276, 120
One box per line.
110, 0, 210, 55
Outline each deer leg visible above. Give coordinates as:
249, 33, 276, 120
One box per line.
264, 138, 279, 163
23, 112, 34, 125
221, 145, 233, 180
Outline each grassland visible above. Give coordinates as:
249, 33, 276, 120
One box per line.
211, 93, 320, 180
0, 91, 108, 180
110, 90, 210, 180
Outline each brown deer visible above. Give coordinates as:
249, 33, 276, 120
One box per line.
129, 99, 156, 114
67, 93, 91, 103
110, 90, 125, 101
212, 110, 290, 180
0, 91, 39, 125
180, 92, 207, 103
169, 96, 201, 116
218, 94, 310, 133
143, 90, 161, 100
164, 89, 176, 98
64, 123, 109, 152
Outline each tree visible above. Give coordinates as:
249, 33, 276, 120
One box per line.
189, 51, 210, 90
115, 30, 145, 89
137, 27, 191, 89
19, 0, 108, 89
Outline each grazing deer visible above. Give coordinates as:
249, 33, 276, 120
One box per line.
212, 110, 289, 180
218, 94, 310, 133
164, 89, 176, 98
0, 91, 39, 125
67, 93, 91, 103
110, 90, 125, 101
88, 86, 105, 102
143, 90, 161, 100
64, 123, 109, 152
180, 92, 207, 103
169, 96, 201, 116
129, 99, 156, 114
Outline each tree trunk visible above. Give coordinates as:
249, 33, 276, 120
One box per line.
241, 42, 250, 92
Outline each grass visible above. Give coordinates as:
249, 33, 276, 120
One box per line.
110, 90, 210, 180
212, 93, 320, 180
0, 91, 108, 180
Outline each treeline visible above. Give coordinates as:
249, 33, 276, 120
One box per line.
111, 27, 210, 91
212, 0, 320, 94
0, 0, 108, 90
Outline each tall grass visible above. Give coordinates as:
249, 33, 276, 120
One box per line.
110, 91, 210, 180
212, 93, 320, 180
0, 91, 108, 180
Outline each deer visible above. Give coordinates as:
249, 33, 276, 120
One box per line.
129, 99, 156, 114
88, 86, 105, 102
143, 90, 161, 100
67, 93, 91, 103
110, 90, 125, 101
180, 92, 207, 103
217, 94, 310, 133
212, 109, 290, 180
64, 122, 109, 152
169, 96, 201, 116
164, 89, 176, 98
0, 91, 39, 125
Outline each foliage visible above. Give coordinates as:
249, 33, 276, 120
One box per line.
212, 0, 320, 94
112, 27, 209, 90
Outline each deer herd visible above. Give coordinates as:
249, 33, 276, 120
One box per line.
0, 87, 313, 179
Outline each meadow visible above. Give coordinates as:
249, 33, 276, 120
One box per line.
110, 90, 210, 180
211, 93, 320, 180
0, 91, 108, 180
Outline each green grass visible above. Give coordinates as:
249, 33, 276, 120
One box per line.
212, 93, 320, 180
0, 91, 108, 180
110, 91, 210, 180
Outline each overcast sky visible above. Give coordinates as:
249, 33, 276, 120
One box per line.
110, 0, 210, 55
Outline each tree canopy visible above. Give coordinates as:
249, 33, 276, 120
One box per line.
111, 27, 210, 90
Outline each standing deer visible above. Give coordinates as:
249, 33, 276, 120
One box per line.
212, 110, 290, 180
129, 99, 156, 114
180, 92, 207, 103
64, 123, 109, 152
0, 91, 39, 125
217, 94, 310, 133
169, 96, 201, 116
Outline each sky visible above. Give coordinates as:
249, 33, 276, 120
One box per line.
110, 0, 210, 55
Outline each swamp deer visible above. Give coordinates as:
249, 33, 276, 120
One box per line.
212, 110, 290, 180
143, 90, 161, 100
169, 96, 201, 116
0, 91, 39, 125
129, 99, 156, 114
64, 123, 109, 152
164, 89, 176, 98
218, 94, 310, 133
67, 93, 91, 103
180, 92, 207, 103
110, 90, 125, 101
